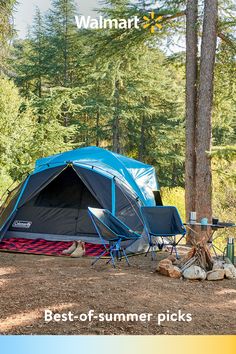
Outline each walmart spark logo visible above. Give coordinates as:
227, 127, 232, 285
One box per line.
143, 11, 163, 33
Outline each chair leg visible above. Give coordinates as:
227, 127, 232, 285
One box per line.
91, 249, 108, 266
169, 237, 178, 259
170, 237, 176, 256
174, 235, 185, 259
160, 236, 167, 252
145, 244, 156, 260
118, 250, 122, 261
151, 246, 156, 261
145, 235, 158, 260
145, 245, 151, 257
174, 246, 179, 259
92, 240, 134, 268
110, 250, 116, 268
175, 235, 185, 246
92, 243, 117, 267
106, 245, 117, 265
122, 249, 130, 266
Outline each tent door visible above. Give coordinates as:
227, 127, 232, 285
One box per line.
9, 166, 102, 237
74, 182, 87, 235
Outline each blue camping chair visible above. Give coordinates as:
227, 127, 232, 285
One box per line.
140, 206, 186, 259
88, 207, 142, 268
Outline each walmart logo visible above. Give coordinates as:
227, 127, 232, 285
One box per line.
143, 11, 163, 33
75, 11, 163, 34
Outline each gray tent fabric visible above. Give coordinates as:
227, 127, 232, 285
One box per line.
111, 177, 143, 233
126, 230, 149, 253
18, 166, 65, 208
73, 165, 112, 211
4, 165, 144, 243
0, 183, 23, 231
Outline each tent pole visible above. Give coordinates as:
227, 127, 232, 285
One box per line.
112, 178, 116, 215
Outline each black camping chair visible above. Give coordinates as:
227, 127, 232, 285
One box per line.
88, 207, 142, 268
140, 206, 186, 259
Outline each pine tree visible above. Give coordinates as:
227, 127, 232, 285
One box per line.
44, 0, 80, 87
0, 0, 17, 73
13, 8, 47, 98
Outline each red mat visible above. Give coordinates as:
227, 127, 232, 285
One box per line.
0, 237, 108, 257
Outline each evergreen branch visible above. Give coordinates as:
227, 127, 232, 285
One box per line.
211, 145, 236, 160
217, 31, 236, 50
161, 10, 186, 22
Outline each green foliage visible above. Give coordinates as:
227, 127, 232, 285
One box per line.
44, 0, 81, 87
213, 45, 236, 147
0, 1, 16, 56
212, 156, 236, 251
161, 186, 185, 220
0, 76, 36, 188
14, 7, 48, 97
30, 86, 86, 157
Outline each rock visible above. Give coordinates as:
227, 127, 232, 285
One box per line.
159, 258, 173, 266
157, 258, 172, 272
207, 269, 225, 281
158, 266, 172, 277
157, 259, 182, 278
157, 258, 181, 278
224, 268, 234, 279
212, 260, 224, 270
223, 264, 236, 278
183, 265, 206, 280
167, 255, 177, 263
157, 261, 172, 276
168, 266, 182, 278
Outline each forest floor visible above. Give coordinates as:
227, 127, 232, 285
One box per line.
0, 250, 235, 335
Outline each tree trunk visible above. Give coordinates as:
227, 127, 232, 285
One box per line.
63, 0, 69, 87
138, 96, 148, 161
85, 113, 88, 145
185, 0, 198, 221
96, 107, 100, 147
171, 144, 179, 186
195, 0, 218, 227
38, 42, 42, 98
138, 114, 145, 161
112, 79, 121, 153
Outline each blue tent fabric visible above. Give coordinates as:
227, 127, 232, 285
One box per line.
34, 146, 158, 206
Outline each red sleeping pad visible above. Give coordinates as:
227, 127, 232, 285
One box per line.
0, 237, 108, 257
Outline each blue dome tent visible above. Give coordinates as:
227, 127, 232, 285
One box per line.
0, 147, 159, 248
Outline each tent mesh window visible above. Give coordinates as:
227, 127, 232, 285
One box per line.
33, 167, 100, 209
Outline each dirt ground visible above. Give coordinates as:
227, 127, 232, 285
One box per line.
0, 250, 235, 335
